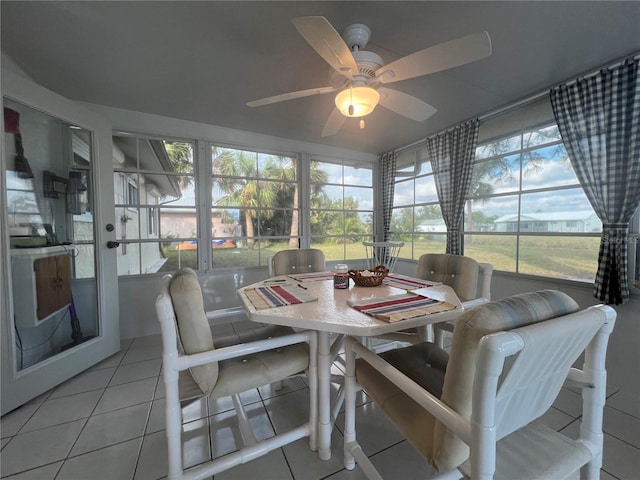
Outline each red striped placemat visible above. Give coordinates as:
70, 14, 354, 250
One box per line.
288, 271, 334, 282
383, 274, 438, 290
244, 285, 317, 310
348, 292, 456, 323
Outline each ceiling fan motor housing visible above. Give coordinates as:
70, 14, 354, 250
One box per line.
329, 49, 384, 88
342, 23, 372, 50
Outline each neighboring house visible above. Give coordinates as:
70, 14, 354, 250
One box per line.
416, 219, 447, 233
160, 207, 197, 240
494, 210, 602, 233
113, 137, 181, 274
160, 209, 237, 240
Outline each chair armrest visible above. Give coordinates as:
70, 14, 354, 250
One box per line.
460, 297, 490, 310
205, 306, 245, 321
346, 336, 471, 444
176, 330, 316, 372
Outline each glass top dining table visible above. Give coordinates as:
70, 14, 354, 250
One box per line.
237, 273, 463, 461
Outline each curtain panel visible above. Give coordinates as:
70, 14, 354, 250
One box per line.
427, 119, 480, 254
379, 151, 397, 242
550, 57, 640, 304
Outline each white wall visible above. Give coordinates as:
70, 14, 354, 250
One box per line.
83, 103, 377, 166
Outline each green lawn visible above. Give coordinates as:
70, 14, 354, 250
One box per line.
160, 236, 600, 281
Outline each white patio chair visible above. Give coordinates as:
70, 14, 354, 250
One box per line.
155, 268, 318, 479
417, 253, 493, 347
374, 254, 492, 348
269, 248, 326, 276
363, 241, 404, 273
343, 290, 616, 479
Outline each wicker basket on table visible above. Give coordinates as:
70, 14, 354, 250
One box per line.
349, 265, 389, 287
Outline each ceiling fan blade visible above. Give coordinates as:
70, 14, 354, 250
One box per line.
375, 31, 492, 84
292, 16, 359, 80
378, 88, 437, 122
321, 108, 346, 137
246, 86, 337, 107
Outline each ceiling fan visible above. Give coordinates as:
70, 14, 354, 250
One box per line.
246, 16, 492, 137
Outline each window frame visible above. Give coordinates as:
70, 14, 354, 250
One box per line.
308, 155, 375, 262
112, 132, 197, 276
390, 149, 446, 260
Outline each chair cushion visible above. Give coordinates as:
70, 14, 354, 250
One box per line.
212, 342, 309, 398
169, 268, 219, 395
378, 343, 449, 398
432, 289, 580, 471
214, 324, 298, 348
272, 249, 326, 275
416, 254, 479, 301
355, 342, 448, 458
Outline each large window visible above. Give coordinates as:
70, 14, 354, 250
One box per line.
113, 134, 195, 275
390, 98, 640, 286
112, 135, 377, 275
390, 148, 446, 259
309, 158, 374, 261
465, 100, 601, 281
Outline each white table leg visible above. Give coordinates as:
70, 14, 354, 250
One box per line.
317, 331, 332, 460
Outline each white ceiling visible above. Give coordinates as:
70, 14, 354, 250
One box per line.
2, 1, 639, 154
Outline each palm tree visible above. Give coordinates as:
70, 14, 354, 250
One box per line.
212, 148, 279, 248
272, 159, 329, 248
164, 141, 194, 190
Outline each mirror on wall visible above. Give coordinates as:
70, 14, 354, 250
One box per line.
4, 98, 98, 370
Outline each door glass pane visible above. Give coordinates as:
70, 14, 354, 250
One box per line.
5, 98, 98, 370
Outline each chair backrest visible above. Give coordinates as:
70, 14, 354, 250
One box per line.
271, 248, 326, 276
416, 253, 481, 302
432, 289, 583, 471
363, 241, 404, 272
156, 268, 219, 395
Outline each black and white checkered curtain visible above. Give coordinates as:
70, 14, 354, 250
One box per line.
427, 119, 479, 254
550, 57, 640, 304
380, 151, 397, 241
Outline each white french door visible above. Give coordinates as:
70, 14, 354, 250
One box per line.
1, 70, 120, 415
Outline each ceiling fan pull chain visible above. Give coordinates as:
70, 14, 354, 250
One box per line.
348, 86, 354, 116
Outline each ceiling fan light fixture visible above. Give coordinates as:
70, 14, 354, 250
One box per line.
335, 86, 380, 118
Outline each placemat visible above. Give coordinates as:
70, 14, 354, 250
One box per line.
383, 274, 438, 290
244, 285, 317, 310
288, 271, 334, 282
349, 292, 457, 323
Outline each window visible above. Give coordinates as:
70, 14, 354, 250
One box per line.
126, 181, 139, 208
309, 158, 374, 261
390, 148, 446, 260
113, 134, 195, 275
5, 172, 44, 233
148, 207, 159, 236
210, 146, 299, 268
464, 99, 601, 281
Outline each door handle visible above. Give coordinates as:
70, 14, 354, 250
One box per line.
107, 241, 120, 249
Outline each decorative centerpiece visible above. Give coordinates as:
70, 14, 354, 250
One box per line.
349, 265, 389, 287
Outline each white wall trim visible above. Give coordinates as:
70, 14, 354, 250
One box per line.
81, 103, 377, 164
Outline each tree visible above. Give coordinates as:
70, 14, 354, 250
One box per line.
284, 161, 329, 247
164, 141, 194, 190
212, 149, 279, 248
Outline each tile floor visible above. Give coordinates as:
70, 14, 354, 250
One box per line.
2, 320, 639, 480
